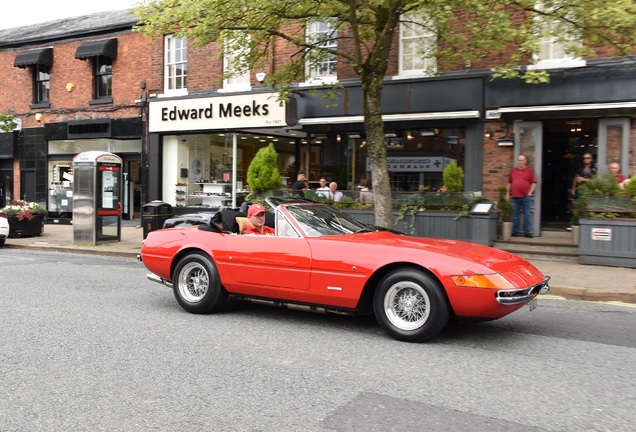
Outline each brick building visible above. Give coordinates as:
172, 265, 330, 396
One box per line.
1, 8, 635, 236
0, 10, 154, 220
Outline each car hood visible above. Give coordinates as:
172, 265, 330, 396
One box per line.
344, 231, 541, 276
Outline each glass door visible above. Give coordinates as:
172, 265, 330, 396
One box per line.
598, 118, 629, 177
514, 121, 543, 237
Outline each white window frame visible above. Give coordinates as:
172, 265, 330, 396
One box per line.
398, 14, 437, 77
164, 35, 188, 95
531, 3, 585, 70
221, 33, 251, 93
304, 20, 338, 85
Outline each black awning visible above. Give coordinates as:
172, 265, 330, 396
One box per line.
75, 38, 118, 60
14, 48, 53, 68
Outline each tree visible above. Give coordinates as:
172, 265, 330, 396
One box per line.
0, 114, 17, 133
246, 143, 283, 193
134, 0, 636, 227
442, 161, 464, 193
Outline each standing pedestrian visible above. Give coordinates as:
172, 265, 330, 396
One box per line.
609, 162, 626, 187
506, 154, 537, 238
291, 172, 307, 197
571, 153, 597, 197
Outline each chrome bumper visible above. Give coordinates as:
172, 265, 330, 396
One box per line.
496, 277, 550, 305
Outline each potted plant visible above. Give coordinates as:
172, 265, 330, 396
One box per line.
0, 200, 48, 237
497, 186, 513, 240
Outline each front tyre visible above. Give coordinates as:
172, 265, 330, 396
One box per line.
172, 252, 227, 314
374, 269, 449, 342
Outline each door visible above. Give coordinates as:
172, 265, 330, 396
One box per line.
598, 118, 629, 176
514, 121, 542, 237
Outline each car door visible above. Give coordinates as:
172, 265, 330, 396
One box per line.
223, 234, 312, 291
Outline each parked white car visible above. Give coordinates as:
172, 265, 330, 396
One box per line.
0, 215, 8, 246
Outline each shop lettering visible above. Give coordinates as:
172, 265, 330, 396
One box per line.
68, 123, 109, 134
162, 104, 214, 121
218, 101, 269, 118
161, 101, 270, 122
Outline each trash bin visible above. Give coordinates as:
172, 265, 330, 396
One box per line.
143, 201, 172, 239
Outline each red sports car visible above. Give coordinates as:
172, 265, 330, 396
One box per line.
139, 198, 550, 342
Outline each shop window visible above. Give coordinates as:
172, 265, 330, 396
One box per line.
398, 14, 437, 77
164, 35, 187, 93
305, 20, 337, 84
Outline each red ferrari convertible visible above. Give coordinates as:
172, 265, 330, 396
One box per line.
139, 198, 550, 342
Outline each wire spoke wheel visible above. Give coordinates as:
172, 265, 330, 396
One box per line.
173, 253, 227, 314
374, 269, 449, 342
384, 281, 430, 331
178, 262, 210, 302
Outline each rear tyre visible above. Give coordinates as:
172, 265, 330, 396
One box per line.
172, 252, 227, 314
374, 269, 449, 342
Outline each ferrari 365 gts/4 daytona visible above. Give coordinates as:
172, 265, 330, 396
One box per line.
139, 198, 549, 342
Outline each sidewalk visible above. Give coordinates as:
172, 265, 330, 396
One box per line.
3, 222, 636, 304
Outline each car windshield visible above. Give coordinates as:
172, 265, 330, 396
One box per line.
283, 204, 371, 237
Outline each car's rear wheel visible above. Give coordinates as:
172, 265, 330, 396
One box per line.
374, 269, 449, 342
172, 252, 227, 314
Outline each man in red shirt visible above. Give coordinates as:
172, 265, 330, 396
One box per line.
506, 155, 537, 238
245, 203, 275, 235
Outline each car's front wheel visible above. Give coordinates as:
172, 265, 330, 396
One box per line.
374, 269, 449, 342
172, 252, 227, 314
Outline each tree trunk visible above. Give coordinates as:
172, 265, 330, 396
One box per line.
361, 74, 393, 228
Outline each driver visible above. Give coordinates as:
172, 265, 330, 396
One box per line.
245, 204, 275, 236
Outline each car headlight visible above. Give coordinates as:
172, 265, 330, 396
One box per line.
450, 274, 515, 289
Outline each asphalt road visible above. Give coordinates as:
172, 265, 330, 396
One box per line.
0, 249, 634, 432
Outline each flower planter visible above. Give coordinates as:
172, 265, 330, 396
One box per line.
578, 218, 636, 268
343, 209, 499, 246
8, 215, 44, 238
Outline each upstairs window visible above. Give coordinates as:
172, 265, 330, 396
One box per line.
165, 35, 187, 93
34, 64, 50, 104
305, 20, 337, 83
13, 47, 53, 107
399, 14, 437, 77
75, 39, 117, 103
222, 33, 251, 92
533, 3, 585, 69
94, 56, 113, 99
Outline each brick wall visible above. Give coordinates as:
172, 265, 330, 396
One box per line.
0, 30, 155, 128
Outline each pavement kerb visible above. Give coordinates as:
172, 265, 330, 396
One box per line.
548, 285, 636, 305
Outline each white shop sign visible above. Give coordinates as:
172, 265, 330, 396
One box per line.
591, 228, 612, 241
148, 93, 287, 132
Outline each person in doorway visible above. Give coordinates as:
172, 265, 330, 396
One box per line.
328, 182, 343, 203
609, 162, 626, 187
244, 203, 275, 235
291, 172, 307, 197
571, 153, 597, 197
506, 154, 537, 238
316, 177, 330, 198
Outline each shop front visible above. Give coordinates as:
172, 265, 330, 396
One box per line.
44, 118, 142, 223
486, 61, 636, 235
146, 92, 301, 209
296, 75, 487, 198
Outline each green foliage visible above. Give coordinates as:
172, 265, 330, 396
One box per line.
333, 195, 356, 208
497, 186, 513, 222
246, 143, 282, 193
624, 176, 636, 198
0, 114, 17, 133
442, 161, 464, 192
134, 0, 636, 227
570, 173, 630, 224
